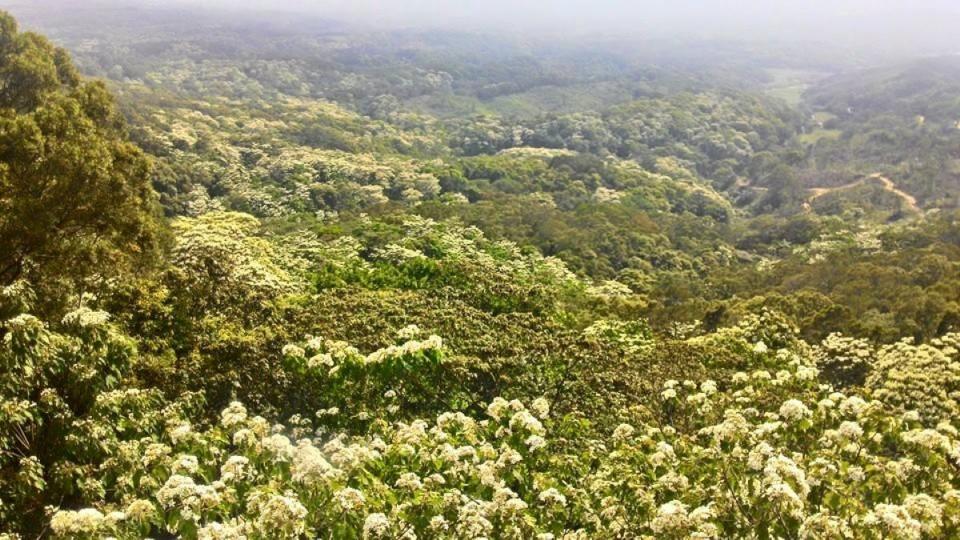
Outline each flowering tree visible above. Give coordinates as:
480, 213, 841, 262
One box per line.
4, 307, 954, 539
0, 304, 143, 534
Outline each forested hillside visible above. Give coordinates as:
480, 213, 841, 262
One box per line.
798, 56, 960, 209
2, 3, 960, 538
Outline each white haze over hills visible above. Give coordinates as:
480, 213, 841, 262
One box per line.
175, 0, 960, 45
4, 0, 960, 63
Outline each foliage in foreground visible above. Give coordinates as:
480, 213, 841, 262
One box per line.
5, 303, 960, 539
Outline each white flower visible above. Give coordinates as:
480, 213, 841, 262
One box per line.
172, 454, 199, 475
493, 486, 528, 514
779, 399, 812, 422
281, 344, 305, 358
156, 475, 221, 522
795, 365, 819, 381
838, 396, 868, 417
233, 429, 257, 447
102, 511, 126, 528
334, 487, 366, 512
764, 454, 810, 498
531, 397, 550, 419
753, 341, 769, 354
220, 455, 251, 483
125, 500, 156, 522
365, 335, 443, 365
396, 324, 421, 340
424, 473, 446, 487
865, 504, 923, 539
395, 472, 423, 491
50, 508, 105, 535
363, 513, 390, 538
707, 410, 750, 442
655, 471, 690, 492
456, 500, 493, 537
4, 313, 42, 333
903, 429, 951, 452
525, 435, 547, 451
198, 519, 249, 540
255, 494, 307, 536
748, 442, 774, 471
612, 423, 635, 441
765, 481, 805, 518
262, 434, 295, 462
653, 441, 676, 462
903, 493, 943, 535
142, 442, 171, 468
169, 422, 194, 445
538, 487, 567, 506
292, 440, 336, 483
510, 410, 545, 434
690, 504, 714, 523
477, 460, 500, 487
429, 515, 449, 532
497, 448, 523, 467
651, 500, 690, 534
903, 410, 922, 423
838, 421, 864, 440
62, 307, 111, 327
486, 397, 510, 420
220, 402, 248, 429
800, 512, 851, 538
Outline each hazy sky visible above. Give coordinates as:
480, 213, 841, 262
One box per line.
7, 0, 960, 58
139, 0, 960, 56
168, 0, 960, 33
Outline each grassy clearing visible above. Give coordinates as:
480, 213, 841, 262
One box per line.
798, 128, 842, 145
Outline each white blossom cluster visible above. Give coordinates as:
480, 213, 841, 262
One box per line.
41, 327, 960, 539
282, 332, 444, 376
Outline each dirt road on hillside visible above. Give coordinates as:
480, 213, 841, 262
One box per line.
805, 174, 920, 213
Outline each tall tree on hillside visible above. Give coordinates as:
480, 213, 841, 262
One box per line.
0, 11, 158, 314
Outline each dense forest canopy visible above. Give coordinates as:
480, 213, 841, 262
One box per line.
1, 1, 960, 538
